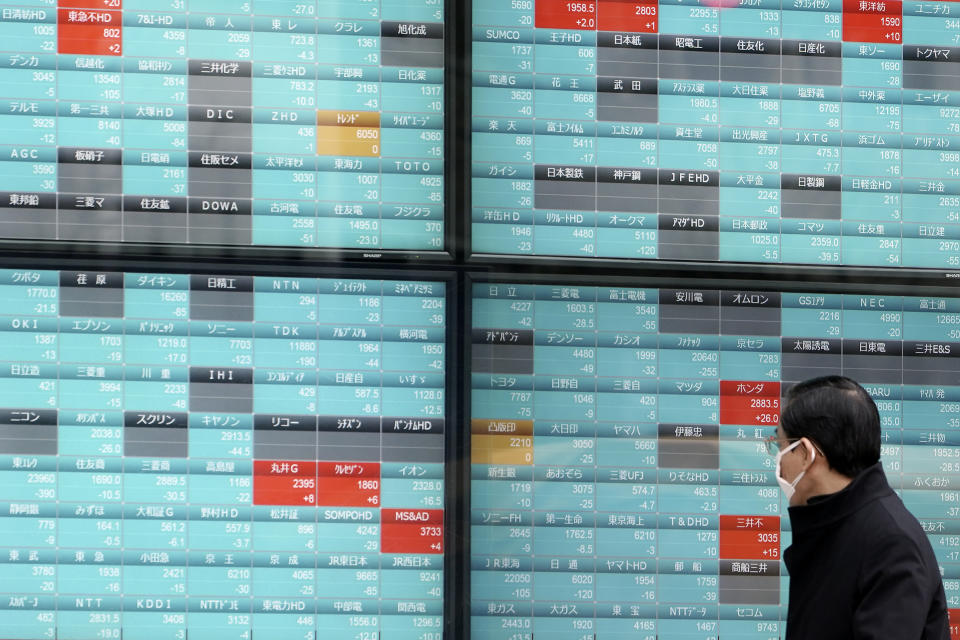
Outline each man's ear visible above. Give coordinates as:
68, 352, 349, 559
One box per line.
799, 438, 817, 470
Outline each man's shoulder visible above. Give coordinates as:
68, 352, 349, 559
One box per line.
857, 492, 931, 554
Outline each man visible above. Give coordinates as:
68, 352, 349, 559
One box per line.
773, 375, 949, 639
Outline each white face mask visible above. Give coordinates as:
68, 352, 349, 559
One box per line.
775, 439, 815, 501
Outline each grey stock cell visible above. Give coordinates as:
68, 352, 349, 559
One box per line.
58, 164, 123, 194
658, 234, 720, 261
315, 446, 383, 463
596, 95, 658, 124
254, 444, 321, 460
318, 430, 382, 462
189, 165, 253, 186
472, 343, 534, 375
658, 314, 719, 335
188, 123, 253, 154
781, 352, 842, 382
719, 575, 780, 605
254, 430, 316, 447
190, 382, 253, 413
658, 186, 719, 216
658, 49, 719, 81
125, 441, 188, 458
254, 427, 318, 461
381, 37, 443, 68
597, 51, 657, 78
720, 308, 781, 337
124, 426, 188, 458
535, 180, 596, 211
843, 364, 904, 384
190, 290, 254, 321
187, 179, 253, 199
596, 182, 658, 212
188, 82, 252, 107
658, 445, 719, 469
381, 434, 444, 463
124, 215, 189, 244
58, 211, 123, 242
903, 352, 960, 385
187, 223, 253, 247
719, 56, 781, 83
59, 290, 123, 318
782, 194, 842, 220
782, 57, 842, 86
904, 62, 960, 91
0, 424, 57, 455
658, 424, 719, 469
0, 212, 56, 239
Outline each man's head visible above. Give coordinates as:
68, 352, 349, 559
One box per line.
774, 375, 881, 504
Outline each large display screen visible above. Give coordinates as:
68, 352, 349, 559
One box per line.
471, 279, 960, 638
0, 1, 444, 252
0, 269, 446, 639
472, 0, 960, 268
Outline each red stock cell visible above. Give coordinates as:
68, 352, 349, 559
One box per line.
253, 460, 316, 506
317, 462, 381, 508
719, 515, 781, 560
254, 460, 316, 476
536, 0, 597, 30
842, 14, 901, 38
719, 381, 780, 426
57, 9, 122, 56
380, 509, 444, 554
597, 0, 658, 32
949, 609, 960, 640
842, 0, 902, 15
253, 477, 316, 506
842, 0, 901, 43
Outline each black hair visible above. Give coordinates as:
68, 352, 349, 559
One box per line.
780, 375, 881, 478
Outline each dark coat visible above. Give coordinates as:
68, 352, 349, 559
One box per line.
784, 462, 950, 640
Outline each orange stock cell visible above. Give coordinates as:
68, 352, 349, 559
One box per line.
471, 434, 533, 465
470, 419, 534, 436
316, 110, 381, 127
597, 0, 658, 32
317, 126, 380, 157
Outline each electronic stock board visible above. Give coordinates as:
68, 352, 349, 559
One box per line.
472, 0, 960, 267
0, 268, 447, 639
0, 0, 444, 252
471, 279, 960, 639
